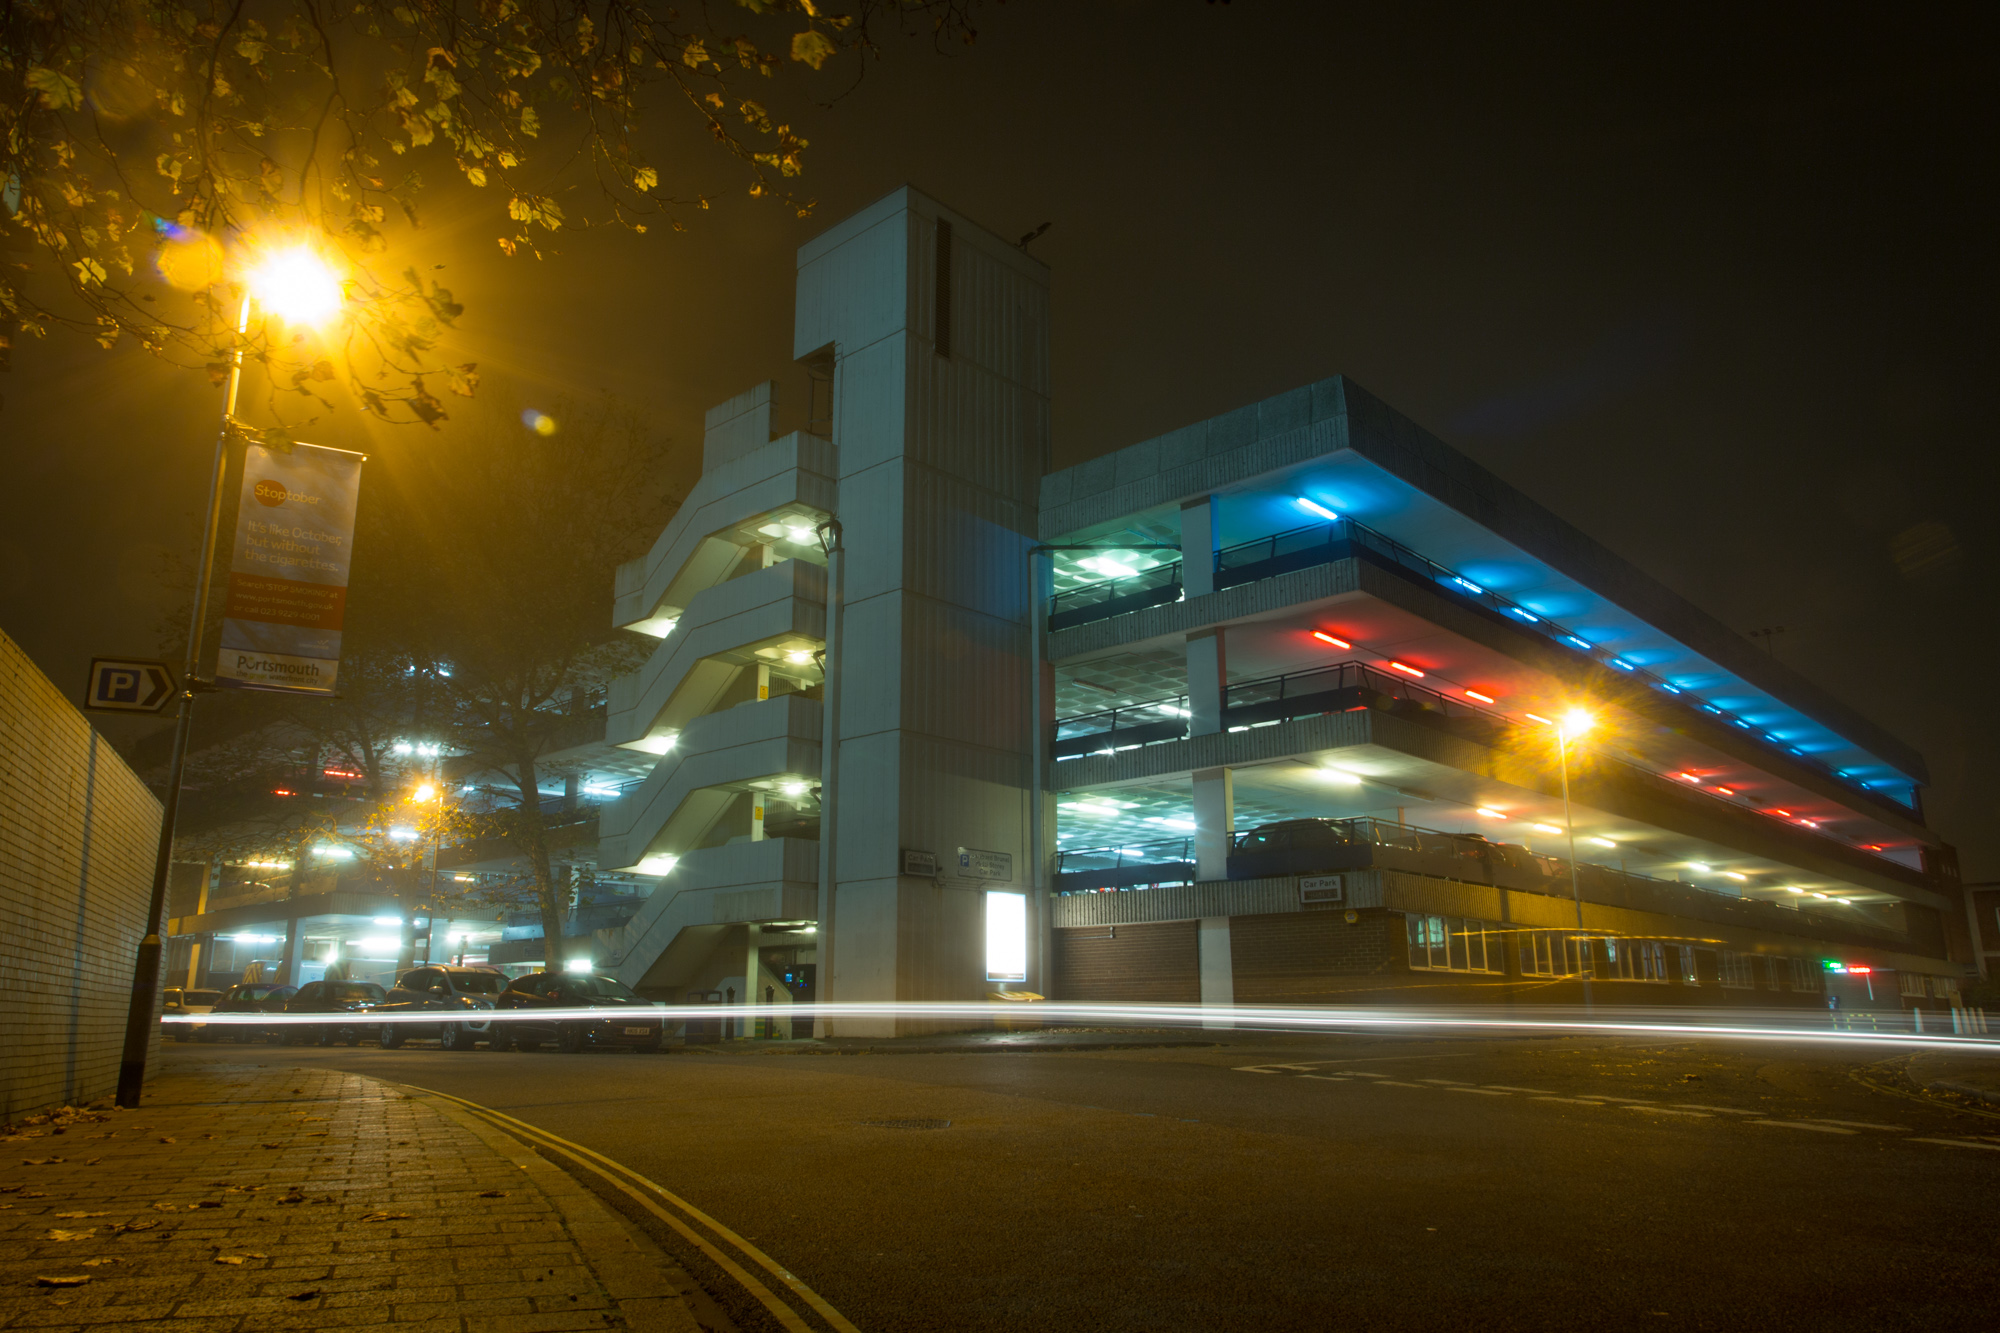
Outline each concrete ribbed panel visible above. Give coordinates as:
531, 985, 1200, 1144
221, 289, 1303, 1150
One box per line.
597, 694, 824, 870
605, 559, 827, 748
612, 433, 836, 628
1052, 709, 1373, 792
1050, 876, 1334, 928
1046, 558, 1364, 663
1038, 381, 1350, 540
607, 838, 822, 986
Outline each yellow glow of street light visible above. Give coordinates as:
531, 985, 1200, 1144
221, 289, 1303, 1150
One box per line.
1559, 708, 1595, 739
412, 782, 437, 803
245, 245, 344, 325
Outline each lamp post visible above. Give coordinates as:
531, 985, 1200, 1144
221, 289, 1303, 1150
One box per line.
115, 243, 345, 1107
1556, 708, 1595, 1014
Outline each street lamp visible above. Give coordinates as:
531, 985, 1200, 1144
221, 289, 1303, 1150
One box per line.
115, 239, 346, 1107
1556, 708, 1595, 1012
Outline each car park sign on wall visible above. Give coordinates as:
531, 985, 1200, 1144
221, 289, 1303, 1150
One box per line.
85, 657, 177, 713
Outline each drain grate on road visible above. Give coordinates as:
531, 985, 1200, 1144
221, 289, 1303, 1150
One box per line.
860, 1118, 951, 1130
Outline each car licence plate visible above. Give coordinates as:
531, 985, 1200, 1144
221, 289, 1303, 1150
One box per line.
624, 1026, 650, 1036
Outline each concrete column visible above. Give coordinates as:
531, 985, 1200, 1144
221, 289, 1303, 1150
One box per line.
1198, 915, 1235, 1029
1180, 496, 1217, 599
1187, 627, 1227, 736
1193, 766, 1235, 882
744, 923, 763, 1038
756, 662, 771, 702
186, 856, 217, 989
750, 790, 767, 842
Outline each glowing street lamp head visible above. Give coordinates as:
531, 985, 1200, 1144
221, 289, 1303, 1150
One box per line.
412, 782, 437, 804
245, 245, 344, 326
1559, 708, 1595, 739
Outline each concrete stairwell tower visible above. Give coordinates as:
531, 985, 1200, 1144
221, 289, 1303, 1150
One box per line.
800, 188, 1051, 1035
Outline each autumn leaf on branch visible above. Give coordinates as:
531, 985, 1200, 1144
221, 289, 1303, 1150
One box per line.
0, 0, 986, 426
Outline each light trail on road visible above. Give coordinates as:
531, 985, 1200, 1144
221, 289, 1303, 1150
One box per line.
163, 1000, 2000, 1054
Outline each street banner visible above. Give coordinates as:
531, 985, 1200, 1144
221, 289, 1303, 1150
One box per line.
214, 441, 365, 694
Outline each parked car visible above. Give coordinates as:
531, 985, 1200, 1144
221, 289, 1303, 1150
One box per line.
161, 988, 222, 1041
283, 980, 389, 1046
373, 965, 508, 1050
495, 972, 665, 1053
1228, 818, 1364, 879
199, 982, 298, 1043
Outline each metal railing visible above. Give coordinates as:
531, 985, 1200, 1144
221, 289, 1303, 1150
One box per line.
1047, 559, 1184, 630
1052, 660, 1492, 760
1054, 695, 1191, 759
1043, 514, 1914, 814
1054, 837, 1194, 882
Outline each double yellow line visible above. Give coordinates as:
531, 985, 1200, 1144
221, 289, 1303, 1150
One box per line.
413, 1086, 860, 1333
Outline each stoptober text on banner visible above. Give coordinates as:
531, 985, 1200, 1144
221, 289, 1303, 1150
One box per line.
214, 442, 365, 694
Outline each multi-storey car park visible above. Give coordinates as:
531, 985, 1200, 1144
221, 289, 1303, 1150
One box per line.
584, 186, 1974, 1035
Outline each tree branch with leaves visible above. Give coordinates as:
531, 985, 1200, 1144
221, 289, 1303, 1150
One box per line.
1, 0, 980, 421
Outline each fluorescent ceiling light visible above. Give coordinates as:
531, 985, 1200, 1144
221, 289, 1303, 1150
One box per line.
1586, 837, 1616, 848
1295, 497, 1340, 521
1318, 769, 1363, 786
638, 854, 679, 876
1531, 823, 1563, 835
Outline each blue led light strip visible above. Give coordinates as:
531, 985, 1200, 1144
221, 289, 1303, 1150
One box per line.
1322, 517, 1913, 811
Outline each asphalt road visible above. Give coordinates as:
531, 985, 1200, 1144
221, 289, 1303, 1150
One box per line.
164, 1030, 2000, 1332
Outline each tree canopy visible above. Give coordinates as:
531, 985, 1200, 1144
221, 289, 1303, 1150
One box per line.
1, 0, 978, 421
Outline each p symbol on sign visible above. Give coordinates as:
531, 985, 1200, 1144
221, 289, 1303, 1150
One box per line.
84, 658, 176, 713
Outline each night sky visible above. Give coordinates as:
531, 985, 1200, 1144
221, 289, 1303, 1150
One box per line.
4, 3, 1994, 880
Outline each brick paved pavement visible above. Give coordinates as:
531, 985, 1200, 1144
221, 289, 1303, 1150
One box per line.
0, 1065, 705, 1332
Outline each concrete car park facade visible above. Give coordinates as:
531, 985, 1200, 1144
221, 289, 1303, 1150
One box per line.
593, 187, 1973, 1033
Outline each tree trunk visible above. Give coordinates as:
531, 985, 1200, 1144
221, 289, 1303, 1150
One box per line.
517, 754, 567, 972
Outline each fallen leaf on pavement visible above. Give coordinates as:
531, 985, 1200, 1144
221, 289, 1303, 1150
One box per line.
195, 1200, 223, 1209
477, 1190, 509, 1198
21, 1158, 65, 1166
33, 1274, 90, 1288
214, 1255, 247, 1265
278, 1191, 306, 1205
287, 1290, 323, 1301
43, 1229, 94, 1241
53, 1211, 107, 1218
80, 1258, 122, 1266
82, 1158, 101, 1165
259, 1143, 285, 1150
157, 1137, 175, 1144
20, 1191, 47, 1199
110, 1220, 158, 1234
150, 1202, 181, 1212
358, 1211, 412, 1222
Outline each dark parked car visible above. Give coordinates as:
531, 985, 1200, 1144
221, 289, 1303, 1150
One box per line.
1228, 818, 1363, 879
495, 972, 665, 1053
199, 982, 297, 1043
282, 980, 389, 1046
373, 965, 508, 1050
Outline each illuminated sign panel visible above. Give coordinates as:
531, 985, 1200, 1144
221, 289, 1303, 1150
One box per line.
985, 891, 1027, 982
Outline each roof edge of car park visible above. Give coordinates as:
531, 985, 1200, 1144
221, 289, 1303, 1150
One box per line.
1036, 374, 1928, 791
